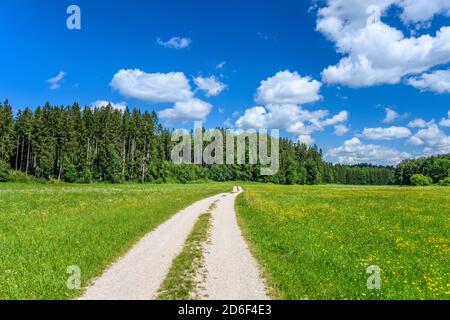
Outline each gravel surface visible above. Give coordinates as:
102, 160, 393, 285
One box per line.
201, 188, 270, 300
79, 193, 226, 300
79, 187, 268, 300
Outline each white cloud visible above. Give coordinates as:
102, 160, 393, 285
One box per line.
408, 118, 425, 128
110, 69, 193, 103
317, 0, 450, 88
382, 107, 409, 123
235, 104, 348, 141
194, 76, 227, 97
235, 71, 347, 142
255, 71, 322, 105
297, 135, 315, 145
224, 119, 233, 128
408, 124, 450, 155
383, 107, 399, 123
362, 126, 412, 140
327, 137, 411, 165
317, 1, 450, 38
91, 100, 127, 112
46, 71, 65, 90
158, 98, 212, 122
334, 124, 350, 136
399, 0, 450, 24
440, 110, 450, 127
407, 69, 450, 93
157, 37, 192, 49
322, 111, 349, 126
216, 61, 226, 69
235, 106, 269, 129
110, 69, 219, 122
408, 118, 435, 128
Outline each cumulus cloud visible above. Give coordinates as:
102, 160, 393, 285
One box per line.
440, 110, 450, 127
383, 108, 399, 123
297, 135, 315, 145
322, 111, 349, 126
382, 107, 409, 123
408, 118, 426, 128
408, 124, 450, 155
407, 69, 450, 93
408, 118, 435, 128
317, 0, 450, 88
110, 69, 193, 104
235, 106, 275, 129
157, 37, 192, 49
399, 0, 450, 24
255, 71, 322, 105
236, 104, 348, 141
362, 126, 412, 140
110, 69, 217, 122
91, 100, 127, 112
334, 124, 350, 136
47, 71, 65, 90
235, 71, 347, 142
194, 76, 227, 97
158, 98, 212, 122
327, 137, 411, 165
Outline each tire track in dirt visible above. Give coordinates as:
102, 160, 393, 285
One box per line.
79, 193, 226, 300
200, 187, 269, 300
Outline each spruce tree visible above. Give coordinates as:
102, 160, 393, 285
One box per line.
0, 100, 15, 164
105, 143, 122, 184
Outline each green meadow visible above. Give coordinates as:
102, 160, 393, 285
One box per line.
236, 184, 450, 300
0, 182, 448, 300
0, 183, 229, 300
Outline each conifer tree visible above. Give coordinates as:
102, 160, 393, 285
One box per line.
0, 100, 404, 185
0, 100, 15, 164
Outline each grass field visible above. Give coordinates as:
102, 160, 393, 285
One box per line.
1, 182, 448, 300
0, 183, 229, 300
236, 185, 450, 300
157, 211, 212, 300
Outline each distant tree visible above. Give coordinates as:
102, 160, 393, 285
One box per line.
0, 100, 15, 164
14, 108, 33, 174
439, 177, 450, 186
297, 166, 307, 185
395, 159, 420, 185
410, 174, 432, 186
105, 143, 122, 183
427, 158, 450, 183
305, 160, 321, 185
0, 99, 415, 186
77, 163, 92, 184
285, 157, 299, 185
32, 104, 57, 179
396, 155, 450, 185
0, 159, 10, 182
63, 163, 78, 183
323, 164, 335, 184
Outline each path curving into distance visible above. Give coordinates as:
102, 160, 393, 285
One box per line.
79, 187, 269, 300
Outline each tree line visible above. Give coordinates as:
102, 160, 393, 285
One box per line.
0, 100, 409, 185
395, 154, 450, 186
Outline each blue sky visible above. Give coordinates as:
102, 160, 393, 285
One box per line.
1, 0, 450, 165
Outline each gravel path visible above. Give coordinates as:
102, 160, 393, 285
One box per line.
79, 193, 226, 300
201, 188, 270, 300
